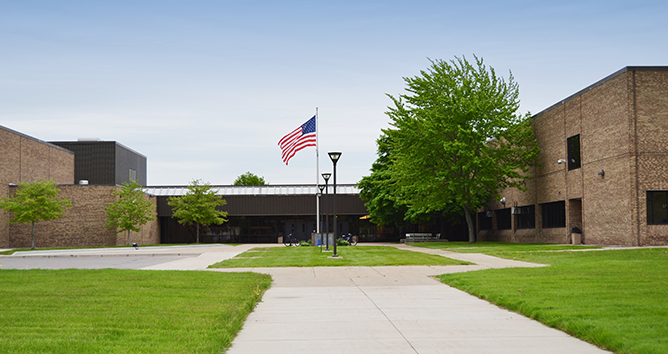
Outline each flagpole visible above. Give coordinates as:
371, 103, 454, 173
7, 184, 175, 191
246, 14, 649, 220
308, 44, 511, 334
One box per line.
315, 107, 320, 235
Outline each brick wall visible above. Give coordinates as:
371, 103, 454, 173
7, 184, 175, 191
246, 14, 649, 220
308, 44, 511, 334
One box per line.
480, 68, 668, 246
0, 126, 75, 248
8, 185, 159, 248
636, 70, 668, 245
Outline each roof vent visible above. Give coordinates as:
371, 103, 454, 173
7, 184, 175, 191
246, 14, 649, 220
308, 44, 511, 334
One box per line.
79, 180, 89, 185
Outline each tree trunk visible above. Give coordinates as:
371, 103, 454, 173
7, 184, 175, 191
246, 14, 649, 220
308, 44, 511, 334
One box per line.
127, 229, 131, 246
463, 206, 476, 243
196, 223, 200, 244
31, 221, 35, 250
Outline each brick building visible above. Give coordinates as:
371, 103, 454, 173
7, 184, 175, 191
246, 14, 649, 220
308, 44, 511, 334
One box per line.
0, 125, 159, 248
478, 67, 668, 246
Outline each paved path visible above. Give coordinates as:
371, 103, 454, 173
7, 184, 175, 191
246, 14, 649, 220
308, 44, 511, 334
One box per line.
216, 244, 609, 354
0, 244, 260, 270
1, 243, 611, 353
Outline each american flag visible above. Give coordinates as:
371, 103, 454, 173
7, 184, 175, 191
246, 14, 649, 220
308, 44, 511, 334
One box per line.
278, 116, 316, 165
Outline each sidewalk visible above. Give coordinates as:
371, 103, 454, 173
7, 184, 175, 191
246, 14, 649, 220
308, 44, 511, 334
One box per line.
216, 244, 610, 354
3, 243, 612, 353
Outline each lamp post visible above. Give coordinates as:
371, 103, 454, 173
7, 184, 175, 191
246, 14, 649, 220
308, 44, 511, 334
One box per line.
322, 172, 331, 251
328, 152, 341, 258
318, 184, 325, 251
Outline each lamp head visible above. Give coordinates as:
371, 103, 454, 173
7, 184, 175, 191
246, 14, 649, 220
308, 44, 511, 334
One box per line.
557, 159, 567, 164
328, 151, 342, 163
318, 184, 325, 192
322, 173, 331, 182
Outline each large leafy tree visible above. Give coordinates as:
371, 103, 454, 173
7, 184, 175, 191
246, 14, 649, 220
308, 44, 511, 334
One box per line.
384, 56, 539, 243
358, 133, 411, 227
105, 180, 156, 246
233, 172, 266, 186
168, 179, 228, 243
0, 180, 72, 249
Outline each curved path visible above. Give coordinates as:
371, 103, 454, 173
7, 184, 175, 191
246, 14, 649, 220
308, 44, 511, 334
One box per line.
213, 244, 608, 354
1, 244, 610, 353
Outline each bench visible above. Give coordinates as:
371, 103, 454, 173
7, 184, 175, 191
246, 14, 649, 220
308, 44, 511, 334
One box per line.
404, 233, 441, 243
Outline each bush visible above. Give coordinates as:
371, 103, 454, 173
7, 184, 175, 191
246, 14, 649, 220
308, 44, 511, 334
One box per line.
337, 239, 350, 246
300, 240, 311, 247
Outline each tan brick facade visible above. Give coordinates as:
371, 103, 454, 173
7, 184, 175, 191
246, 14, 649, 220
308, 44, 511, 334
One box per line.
479, 67, 668, 246
0, 125, 159, 249
0, 126, 75, 247
7, 185, 159, 248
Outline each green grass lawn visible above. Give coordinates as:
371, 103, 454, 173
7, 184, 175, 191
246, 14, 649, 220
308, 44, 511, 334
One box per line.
209, 245, 470, 268
411, 241, 600, 255
436, 247, 668, 354
0, 269, 271, 353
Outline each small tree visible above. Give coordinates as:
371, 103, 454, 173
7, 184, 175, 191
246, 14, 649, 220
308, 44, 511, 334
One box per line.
0, 180, 72, 249
168, 179, 228, 243
233, 172, 267, 186
105, 180, 156, 246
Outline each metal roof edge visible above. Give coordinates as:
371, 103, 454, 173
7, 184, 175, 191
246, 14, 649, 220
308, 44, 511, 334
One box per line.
531, 66, 668, 119
1, 125, 75, 155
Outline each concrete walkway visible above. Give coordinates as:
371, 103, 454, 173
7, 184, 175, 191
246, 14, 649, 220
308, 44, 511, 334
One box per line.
215, 244, 610, 354
2, 243, 611, 353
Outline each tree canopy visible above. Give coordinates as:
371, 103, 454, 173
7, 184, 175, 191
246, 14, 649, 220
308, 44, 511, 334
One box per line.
105, 180, 156, 245
358, 133, 415, 227
382, 56, 539, 242
168, 179, 228, 243
233, 172, 266, 186
0, 180, 72, 249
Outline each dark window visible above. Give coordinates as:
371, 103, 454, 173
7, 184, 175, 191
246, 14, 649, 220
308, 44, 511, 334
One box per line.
541, 201, 566, 228
478, 211, 492, 230
647, 191, 668, 224
496, 208, 512, 230
515, 205, 536, 229
567, 135, 581, 170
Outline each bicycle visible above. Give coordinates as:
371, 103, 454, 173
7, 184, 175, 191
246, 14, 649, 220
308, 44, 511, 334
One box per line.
283, 234, 301, 247
341, 233, 357, 246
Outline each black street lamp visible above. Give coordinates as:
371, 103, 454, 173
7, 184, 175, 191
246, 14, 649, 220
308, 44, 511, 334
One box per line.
318, 184, 325, 251
322, 172, 331, 251
328, 152, 342, 258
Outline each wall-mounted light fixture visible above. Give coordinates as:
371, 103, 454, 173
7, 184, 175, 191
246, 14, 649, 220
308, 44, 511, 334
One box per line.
598, 170, 605, 177
557, 159, 567, 164
500, 197, 506, 206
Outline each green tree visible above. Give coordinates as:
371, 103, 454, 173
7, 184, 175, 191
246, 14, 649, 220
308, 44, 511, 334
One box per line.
233, 172, 267, 186
384, 56, 539, 243
358, 133, 411, 227
105, 180, 156, 246
168, 179, 228, 243
0, 180, 72, 249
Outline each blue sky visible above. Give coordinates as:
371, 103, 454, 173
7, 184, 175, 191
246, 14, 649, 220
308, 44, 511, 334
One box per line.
2, 1, 666, 185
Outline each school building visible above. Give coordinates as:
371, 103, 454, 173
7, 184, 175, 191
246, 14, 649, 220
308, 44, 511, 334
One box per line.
478, 66, 668, 246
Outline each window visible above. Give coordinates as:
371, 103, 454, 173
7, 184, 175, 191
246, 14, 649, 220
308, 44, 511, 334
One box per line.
515, 205, 536, 229
541, 201, 565, 228
129, 168, 137, 181
496, 208, 512, 230
478, 211, 492, 230
647, 191, 668, 224
567, 135, 581, 170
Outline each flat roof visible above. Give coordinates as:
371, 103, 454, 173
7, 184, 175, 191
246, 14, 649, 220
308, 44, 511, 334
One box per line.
49, 140, 147, 159
145, 184, 360, 197
532, 66, 668, 118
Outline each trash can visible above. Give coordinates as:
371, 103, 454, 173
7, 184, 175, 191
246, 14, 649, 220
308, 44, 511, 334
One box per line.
571, 227, 582, 245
